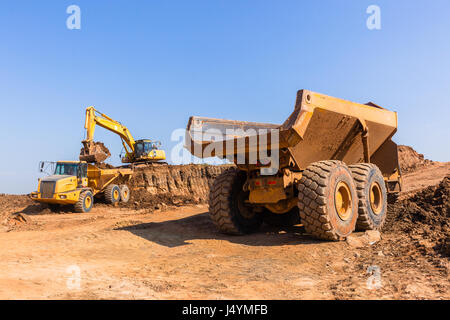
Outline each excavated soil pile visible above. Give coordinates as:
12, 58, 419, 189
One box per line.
127, 164, 232, 210
0, 194, 36, 228
398, 145, 434, 174
386, 175, 450, 256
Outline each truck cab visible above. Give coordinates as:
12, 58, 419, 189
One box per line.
30, 161, 89, 204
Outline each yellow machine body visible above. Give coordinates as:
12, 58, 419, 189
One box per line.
185, 89, 402, 214
30, 161, 132, 206
80, 106, 166, 164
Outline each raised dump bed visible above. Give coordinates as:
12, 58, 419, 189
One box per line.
185, 89, 402, 241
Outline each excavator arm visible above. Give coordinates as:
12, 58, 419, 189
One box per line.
80, 106, 136, 163
80, 106, 166, 164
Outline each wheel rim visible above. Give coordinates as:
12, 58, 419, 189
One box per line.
370, 182, 383, 215
335, 181, 352, 221
123, 190, 128, 199
85, 195, 92, 208
113, 189, 119, 200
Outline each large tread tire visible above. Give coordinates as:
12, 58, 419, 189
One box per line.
48, 204, 60, 212
104, 184, 121, 204
387, 192, 399, 205
298, 160, 358, 241
208, 167, 263, 235
74, 190, 94, 213
119, 185, 130, 203
348, 163, 388, 231
263, 207, 301, 227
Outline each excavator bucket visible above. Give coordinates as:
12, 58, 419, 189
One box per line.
79, 141, 111, 163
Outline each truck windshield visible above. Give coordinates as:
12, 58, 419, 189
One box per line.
55, 163, 78, 176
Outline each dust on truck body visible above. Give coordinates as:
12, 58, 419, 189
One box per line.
30, 161, 132, 213
185, 90, 402, 241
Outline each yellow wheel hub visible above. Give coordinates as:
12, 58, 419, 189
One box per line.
123, 190, 128, 199
113, 189, 119, 200
370, 182, 382, 215
335, 181, 352, 221
84, 195, 92, 208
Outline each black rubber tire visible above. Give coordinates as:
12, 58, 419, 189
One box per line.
119, 185, 130, 203
48, 204, 60, 212
387, 192, 399, 204
104, 184, 121, 204
208, 167, 263, 235
298, 160, 358, 241
348, 163, 388, 231
263, 207, 301, 227
74, 190, 94, 213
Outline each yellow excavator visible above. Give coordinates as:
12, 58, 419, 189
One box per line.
79, 106, 166, 164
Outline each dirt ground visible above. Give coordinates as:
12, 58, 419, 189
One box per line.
0, 148, 448, 299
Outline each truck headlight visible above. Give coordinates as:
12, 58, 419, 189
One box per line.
60, 195, 67, 199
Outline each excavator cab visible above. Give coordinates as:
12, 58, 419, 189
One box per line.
133, 139, 166, 162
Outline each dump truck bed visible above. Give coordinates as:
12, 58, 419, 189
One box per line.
185, 90, 400, 177
87, 164, 133, 194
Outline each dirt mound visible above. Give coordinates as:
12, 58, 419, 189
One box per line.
0, 194, 32, 210
127, 164, 232, 210
398, 145, 434, 174
95, 162, 115, 169
0, 194, 36, 229
386, 175, 450, 256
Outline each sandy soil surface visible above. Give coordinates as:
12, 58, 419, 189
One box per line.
0, 147, 448, 300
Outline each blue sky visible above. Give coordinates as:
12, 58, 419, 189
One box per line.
0, 0, 449, 194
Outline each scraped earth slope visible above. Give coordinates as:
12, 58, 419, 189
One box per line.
127, 164, 231, 209
398, 145, 434, 174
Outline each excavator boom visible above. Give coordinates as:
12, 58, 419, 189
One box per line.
80, 107, 136, 163
79, 106, 166, 164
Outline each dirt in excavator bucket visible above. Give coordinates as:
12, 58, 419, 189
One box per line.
79, 141, 111, 163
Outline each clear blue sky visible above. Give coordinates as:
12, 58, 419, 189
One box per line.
1, 0, 449, 194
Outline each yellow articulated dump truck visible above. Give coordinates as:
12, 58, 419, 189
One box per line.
185, 89, 402, 241
30, 161, 132, 213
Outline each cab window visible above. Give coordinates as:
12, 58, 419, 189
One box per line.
55, 163, 78, 176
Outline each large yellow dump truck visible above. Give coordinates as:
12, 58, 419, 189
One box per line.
30, 161, 132, 213
185, 90, 402, 241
